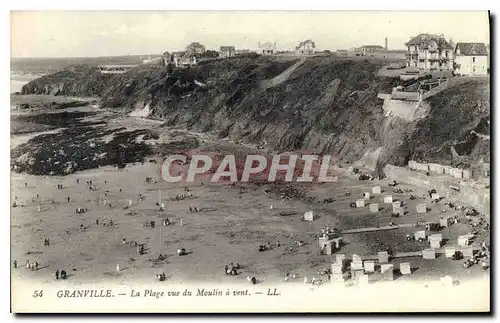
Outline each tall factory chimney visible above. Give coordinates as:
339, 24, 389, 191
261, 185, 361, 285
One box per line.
385, 37, 388, 50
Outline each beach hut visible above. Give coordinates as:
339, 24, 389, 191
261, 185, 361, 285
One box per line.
336, 254, 346, 268
440, 217, 452, 228
416, 204, 427, 214
458, 235, 469, 247
422, 248, 436, 259
429, 234, 442, 249
378, 251, 389, 263
331, 262, 343, 274
369, 203, 379, 213
364, 261, 375, 273
400, 262, 411, 275
303, 211, 314, 221
356, 199, 365, 208
452, 168, 463, 179
372, 185, 381, 194
393, 206, 404, 216
462, 247, 474, 258
445, 247, 456, 258
414, 230, 426, 241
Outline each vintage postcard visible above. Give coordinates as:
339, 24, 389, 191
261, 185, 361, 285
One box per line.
10, 10, 490, 313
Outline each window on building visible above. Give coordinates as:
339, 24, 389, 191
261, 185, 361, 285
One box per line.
472, 57, 476, 63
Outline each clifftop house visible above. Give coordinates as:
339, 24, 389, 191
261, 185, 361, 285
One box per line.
347, 47, 364, 56
162, 50, 197, 68
360, 45, 385, 55
295, 39, 315, 55
405, 33, 454, 71
186, 42, 206, 55
258, 42, 277, 55
219, 46, 236, 58
454, 42, 489, 76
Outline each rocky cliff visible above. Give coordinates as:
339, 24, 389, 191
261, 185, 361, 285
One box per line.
21, 55, 490, 171
21, 65, 115, 97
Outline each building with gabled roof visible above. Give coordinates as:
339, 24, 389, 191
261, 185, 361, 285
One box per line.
405, 33, 454, 71
295, 39, 315, 55
219, 46, 236, 58
258, 42, 277, 55
361, 45, 384, 52
454, 42, 489, 76
186, 42, 206, 55
455, 42, 488, 56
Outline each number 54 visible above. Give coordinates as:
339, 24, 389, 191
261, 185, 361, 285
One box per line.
32, 290, 43, 298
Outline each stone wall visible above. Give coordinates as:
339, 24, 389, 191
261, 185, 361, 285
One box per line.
384, 164, 490, 217
408, 160, 472, 179
381, 99, 429, 122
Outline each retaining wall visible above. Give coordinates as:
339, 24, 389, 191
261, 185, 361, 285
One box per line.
384, 164, 490, 217
408, 160, 472, 179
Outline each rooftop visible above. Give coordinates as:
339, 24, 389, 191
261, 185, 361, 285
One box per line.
455, 42, 488, 56
405, 34, 453, 50
361, 45, 384, 49
295, 39, 316, 50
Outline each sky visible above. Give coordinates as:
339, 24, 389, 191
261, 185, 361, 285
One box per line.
10, 11, 490, 58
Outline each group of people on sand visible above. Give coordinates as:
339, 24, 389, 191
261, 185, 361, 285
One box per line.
463, 249, 489, 269
258, 241, 281, 252
143, 220, 155, 228
156, 272, 166, 281
136, 244, 146, 255
18, 175, 207, 283
172, 192, 192, 201
15, 260, 40, 271
283, 272, 298, 282
224, 262, 241, 276
189, 206, 200, 213
55, 269, 67, 280
96, 218, 114, 227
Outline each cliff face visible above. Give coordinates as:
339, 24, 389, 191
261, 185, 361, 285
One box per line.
100, 56, 401, 167
392, 78, 490, 167
21, 56, 490, 170
21, 65, 115, 97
